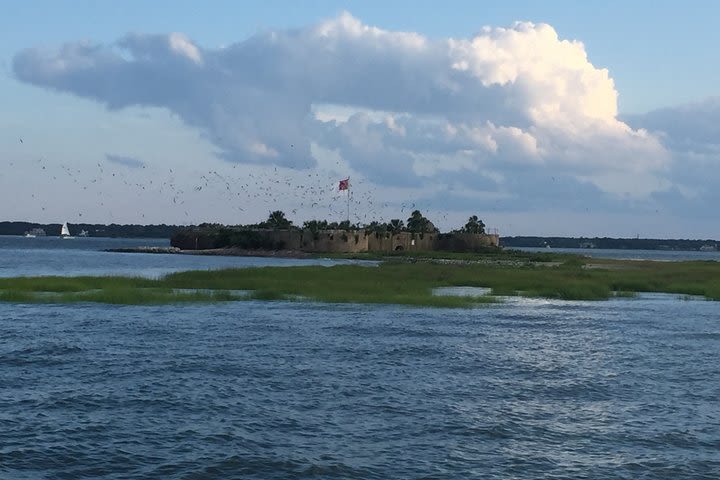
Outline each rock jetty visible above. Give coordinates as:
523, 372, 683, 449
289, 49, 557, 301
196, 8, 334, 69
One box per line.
105, 246, 181, 254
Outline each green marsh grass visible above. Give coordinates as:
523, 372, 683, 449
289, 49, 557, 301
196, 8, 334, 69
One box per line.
0, 290, 38, 302
57, 288, 234, 305
1, 255, 719, 306
0, 275, 156, 293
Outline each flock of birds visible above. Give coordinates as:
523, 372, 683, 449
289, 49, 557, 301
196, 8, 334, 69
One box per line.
14, 136, 452, 227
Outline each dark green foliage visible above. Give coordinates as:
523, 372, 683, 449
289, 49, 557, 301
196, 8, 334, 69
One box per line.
303, 220, 328, 240
259, 210, 293, 230
461, 215, 486, 234
406, 210, 437, 234
364, 221, 391, 236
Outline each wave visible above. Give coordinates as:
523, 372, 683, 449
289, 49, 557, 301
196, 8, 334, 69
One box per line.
0, 342, 83, 366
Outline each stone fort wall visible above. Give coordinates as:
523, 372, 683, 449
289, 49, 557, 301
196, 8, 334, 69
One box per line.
172, 228, 500, 253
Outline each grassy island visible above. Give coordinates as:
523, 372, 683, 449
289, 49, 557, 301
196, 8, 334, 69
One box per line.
1, 251, 719, 306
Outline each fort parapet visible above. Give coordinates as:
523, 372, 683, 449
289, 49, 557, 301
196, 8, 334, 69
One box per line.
171, 228, 500, 253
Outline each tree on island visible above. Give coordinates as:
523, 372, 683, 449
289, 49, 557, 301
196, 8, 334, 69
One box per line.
337, 220, 353, 230
303, 219, 329, 240
406, 210, 438, 234
461, 215, 486, 234
364, 221, 390, 236
262, 210, 293, 229
323, 220, 359, 230
303, 219, 329, 234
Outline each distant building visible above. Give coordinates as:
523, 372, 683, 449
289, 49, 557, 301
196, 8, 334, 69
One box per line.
24, 228, 46, 237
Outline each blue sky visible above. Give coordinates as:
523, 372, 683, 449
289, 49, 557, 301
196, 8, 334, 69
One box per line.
2, 1, 720, 237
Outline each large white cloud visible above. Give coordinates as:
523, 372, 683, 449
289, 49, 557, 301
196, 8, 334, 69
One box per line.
13, 12, 669, 198
624, 98, 720, 208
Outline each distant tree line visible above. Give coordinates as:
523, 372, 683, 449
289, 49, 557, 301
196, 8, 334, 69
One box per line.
227, 209, 486, 236
501, 236, 719, 251
0, 221, 181, 238
0, 210, 491, 242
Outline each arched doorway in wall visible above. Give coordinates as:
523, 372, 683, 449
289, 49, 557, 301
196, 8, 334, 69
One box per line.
394, 245, 404, 251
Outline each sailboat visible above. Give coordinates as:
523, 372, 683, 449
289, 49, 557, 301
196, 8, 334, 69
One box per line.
60, 222, 74, 239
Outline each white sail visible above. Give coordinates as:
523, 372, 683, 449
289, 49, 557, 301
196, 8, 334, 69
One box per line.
61, 222, 71, 237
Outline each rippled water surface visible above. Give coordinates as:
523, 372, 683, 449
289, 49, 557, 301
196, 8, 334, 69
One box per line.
2, 294, 718, 479
0, 236, 374, 278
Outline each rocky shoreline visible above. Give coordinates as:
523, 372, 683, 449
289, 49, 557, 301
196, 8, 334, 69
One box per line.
106, 246, 181, 254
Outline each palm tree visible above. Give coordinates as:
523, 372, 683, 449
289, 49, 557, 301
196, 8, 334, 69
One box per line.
389, 219, 405, 234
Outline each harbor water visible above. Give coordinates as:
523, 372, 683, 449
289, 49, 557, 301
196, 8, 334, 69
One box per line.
0, 237, 718, 479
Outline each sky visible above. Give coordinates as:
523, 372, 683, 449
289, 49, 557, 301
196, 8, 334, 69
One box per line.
2, 1, 720, 238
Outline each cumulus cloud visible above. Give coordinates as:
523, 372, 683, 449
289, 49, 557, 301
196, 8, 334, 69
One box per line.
624, 97, 720, 154
105, 153, 145, 168
624, 98, 720, 207
13, 12, 669, 199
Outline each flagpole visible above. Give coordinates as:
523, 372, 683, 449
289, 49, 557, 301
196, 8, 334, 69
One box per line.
339, 177, 350, 225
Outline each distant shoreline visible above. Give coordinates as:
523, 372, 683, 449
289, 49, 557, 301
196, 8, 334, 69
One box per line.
105, 246, 314, 258
502, 236, 718, 251
2, 225, 719, 252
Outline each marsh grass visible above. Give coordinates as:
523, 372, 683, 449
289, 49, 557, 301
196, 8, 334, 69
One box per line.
0, 284, 237, 305
161, 259, 720, 304
0, 290, 37, 302
58, 288, 232, 305
0, 276, 155, 292
1, 256, 719, 306
613, 291, 637, 298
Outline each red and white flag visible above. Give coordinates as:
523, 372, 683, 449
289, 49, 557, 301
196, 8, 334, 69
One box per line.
338, 178, 349, 191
